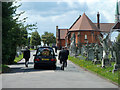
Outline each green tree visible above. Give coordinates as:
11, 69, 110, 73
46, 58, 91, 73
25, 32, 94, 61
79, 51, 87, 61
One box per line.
2, 2, 37, 64
30, 31, 41, 47
2, 2, 18, 64
16, 23, 37, 47
41, 32, 56, 46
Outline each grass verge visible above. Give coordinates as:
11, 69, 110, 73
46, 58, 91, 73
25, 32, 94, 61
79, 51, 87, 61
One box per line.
30, 48, 36, 50
0, 65, 1, 73
1, 54, 23, 73
14, 54, 23, 63
68, 55, 119, 84
1, 64, 10, 73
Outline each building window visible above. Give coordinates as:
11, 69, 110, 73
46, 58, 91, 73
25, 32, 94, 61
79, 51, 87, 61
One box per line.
85, 34, 87, 40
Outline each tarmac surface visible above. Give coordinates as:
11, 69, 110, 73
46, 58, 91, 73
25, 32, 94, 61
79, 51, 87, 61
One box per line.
2, 50, 118, 88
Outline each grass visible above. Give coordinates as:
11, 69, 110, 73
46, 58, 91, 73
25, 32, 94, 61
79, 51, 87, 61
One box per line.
29, 48, 36, 50
0, 65, 1, 73
1, 64, 10, 73
1, 54, 23, 73
14, 54, 23, 63
68, 55, 119, 84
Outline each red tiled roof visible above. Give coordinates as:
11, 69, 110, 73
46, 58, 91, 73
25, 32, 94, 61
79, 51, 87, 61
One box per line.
58, 13, 115, 40
112, 21, 120, 29
59, 29, 68, 39
94, 23, 114, 32
69, 13, 99, 31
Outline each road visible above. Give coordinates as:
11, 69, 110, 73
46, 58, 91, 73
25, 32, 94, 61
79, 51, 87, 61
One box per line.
2, 50, 118, 88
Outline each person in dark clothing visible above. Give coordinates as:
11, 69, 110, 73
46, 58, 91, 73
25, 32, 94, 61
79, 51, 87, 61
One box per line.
64, 47, 69, 67
23, 47, 30, 67
55, 46, 57, 53
58, 47, 69, 70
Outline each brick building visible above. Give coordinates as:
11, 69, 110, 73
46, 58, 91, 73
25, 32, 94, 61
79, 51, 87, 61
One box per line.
56, 13, 114, 49
56, 27, 68, 49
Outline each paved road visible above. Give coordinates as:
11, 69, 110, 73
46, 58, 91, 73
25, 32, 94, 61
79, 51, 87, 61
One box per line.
2, 50, 118, 88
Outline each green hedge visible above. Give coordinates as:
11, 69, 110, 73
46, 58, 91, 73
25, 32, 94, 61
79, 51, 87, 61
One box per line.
1, 64, 10, 73
1, 54, 23, 73
68, 56, 119, 84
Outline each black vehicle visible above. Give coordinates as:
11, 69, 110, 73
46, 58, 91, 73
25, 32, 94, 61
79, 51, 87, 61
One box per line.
33, 47, 57, 69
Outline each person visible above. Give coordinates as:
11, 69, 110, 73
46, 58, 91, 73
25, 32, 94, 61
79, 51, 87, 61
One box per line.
23, 46, 30, 67
64, 46, 69, 67
58, 47, 69, 70
55, 46, 57, 53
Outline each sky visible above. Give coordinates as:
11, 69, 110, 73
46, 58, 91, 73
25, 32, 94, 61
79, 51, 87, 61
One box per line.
14, 0, 120, 37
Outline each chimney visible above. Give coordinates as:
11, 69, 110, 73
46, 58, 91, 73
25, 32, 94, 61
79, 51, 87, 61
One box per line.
97, 12, 100, 29
56, 26, 60, 40
56, 26, 58, 31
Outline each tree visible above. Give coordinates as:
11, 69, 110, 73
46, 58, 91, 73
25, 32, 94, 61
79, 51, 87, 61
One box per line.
2, 2, 19, 64
16, 23, 37, 47
41, 32, 56, 46
2, 2, 37, 64
30, 31, 41, 47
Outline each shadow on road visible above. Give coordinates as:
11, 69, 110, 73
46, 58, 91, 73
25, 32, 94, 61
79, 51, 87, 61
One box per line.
15, 62, 34, 65
3, 62, 62, 74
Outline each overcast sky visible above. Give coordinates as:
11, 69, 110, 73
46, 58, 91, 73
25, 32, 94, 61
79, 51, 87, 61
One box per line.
15, 0, 119, 37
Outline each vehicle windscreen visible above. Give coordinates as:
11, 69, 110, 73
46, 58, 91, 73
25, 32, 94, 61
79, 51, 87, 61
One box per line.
36, 48, 54, 56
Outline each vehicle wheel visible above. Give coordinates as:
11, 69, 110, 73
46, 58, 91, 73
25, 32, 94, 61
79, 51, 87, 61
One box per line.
34, 64, 38, 69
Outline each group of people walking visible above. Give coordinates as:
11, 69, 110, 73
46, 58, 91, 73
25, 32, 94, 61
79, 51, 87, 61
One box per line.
22, 46, 69, 70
